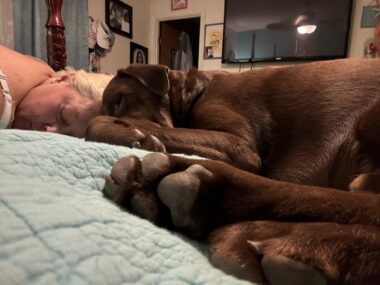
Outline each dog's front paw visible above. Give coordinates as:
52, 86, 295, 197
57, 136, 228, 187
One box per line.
104, 153, 219, 236
104, 154, 171, 224
109, 118, 166, 152
129, 130, 166, 152
85, 116, 166, 152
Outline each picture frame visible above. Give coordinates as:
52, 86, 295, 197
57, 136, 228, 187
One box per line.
105, 0, 133, 39
204, 23, 224, 59
361, 5, 380, 28
171, 0, 188, 11
130, 42, 148, 64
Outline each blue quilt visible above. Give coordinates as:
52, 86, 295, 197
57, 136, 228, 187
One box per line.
0, 130, 251, 285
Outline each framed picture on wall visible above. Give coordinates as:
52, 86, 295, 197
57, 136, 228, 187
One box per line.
105, 0, 133, 39
204, 23, 224, 59
171, 0, 188, 11
130, 42, 148, 64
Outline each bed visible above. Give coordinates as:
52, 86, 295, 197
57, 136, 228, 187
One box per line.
0, 1, 251, 284
0, 130, 251, 284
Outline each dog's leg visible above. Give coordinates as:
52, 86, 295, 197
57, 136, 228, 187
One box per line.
86, 116, 166, 152
207, 223, 268, 284
105, 154, 380, 283
209, 221, 380, 285
105, 153, 380, 236
209, 222, 327, 285
86, 115, 262, 173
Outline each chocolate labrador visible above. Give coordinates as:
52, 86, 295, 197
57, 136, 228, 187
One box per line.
86, 60, 380, 285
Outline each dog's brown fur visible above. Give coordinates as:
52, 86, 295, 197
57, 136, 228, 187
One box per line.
86, 60, 380, 285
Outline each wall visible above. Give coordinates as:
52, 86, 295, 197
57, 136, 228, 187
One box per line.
89, 0, 228, 71
89, 0, 378, 73
88, 0, 151, 74
149, 0, 377, 72
148, 0, 225, 70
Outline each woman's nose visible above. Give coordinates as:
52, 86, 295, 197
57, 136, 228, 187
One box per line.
42, 124, 58, 133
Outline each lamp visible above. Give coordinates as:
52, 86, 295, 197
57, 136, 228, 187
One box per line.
297, 24, 317, 34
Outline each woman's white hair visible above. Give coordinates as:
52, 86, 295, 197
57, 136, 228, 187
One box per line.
55, 67, 114, 101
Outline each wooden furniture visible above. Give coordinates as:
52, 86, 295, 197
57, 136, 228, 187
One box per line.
46, 0, 66, 71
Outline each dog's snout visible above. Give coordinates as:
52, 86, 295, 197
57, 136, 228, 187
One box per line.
101, 96, 123, 117
100, 104, 110, 116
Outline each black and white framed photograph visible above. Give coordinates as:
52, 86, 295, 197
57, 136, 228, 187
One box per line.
130, 42, 148, 64
105, 0, 133, 38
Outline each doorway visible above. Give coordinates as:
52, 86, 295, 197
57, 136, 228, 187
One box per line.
158, 17, 200, 70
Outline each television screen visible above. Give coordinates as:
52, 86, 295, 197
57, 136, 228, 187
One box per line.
222, 0, 353, 63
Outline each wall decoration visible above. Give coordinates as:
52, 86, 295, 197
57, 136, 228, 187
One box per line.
171, 0, 188, 11
105, 0, 133, 38
130, 42, 148, 64
361, 1, 380, 58
203, 23, 224, 59
365, 21, 380, 58
361, 5, 380, 28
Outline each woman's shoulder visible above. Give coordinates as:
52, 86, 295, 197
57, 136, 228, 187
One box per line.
0, 45, 54, 102
0, 45, 54, 127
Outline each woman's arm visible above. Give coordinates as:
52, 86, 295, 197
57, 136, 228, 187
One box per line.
0, 70, 13, 128
0, 82, 4, 126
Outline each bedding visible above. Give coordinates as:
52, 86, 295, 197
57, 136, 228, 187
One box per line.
0, 129, 251, 285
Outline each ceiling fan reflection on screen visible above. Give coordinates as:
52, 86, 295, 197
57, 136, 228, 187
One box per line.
266, 9, 317, 34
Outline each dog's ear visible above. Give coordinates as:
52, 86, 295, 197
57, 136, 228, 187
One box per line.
117, 64, 170, 96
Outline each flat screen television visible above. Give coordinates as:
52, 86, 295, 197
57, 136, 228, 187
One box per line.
222, 0, 353, 63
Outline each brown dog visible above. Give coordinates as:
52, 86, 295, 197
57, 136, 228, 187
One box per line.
86, 60, 380, 285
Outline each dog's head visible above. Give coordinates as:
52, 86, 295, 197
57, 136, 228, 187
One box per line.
102, 64, 173, 126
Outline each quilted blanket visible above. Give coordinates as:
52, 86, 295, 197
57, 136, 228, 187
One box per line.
0, 130, 252, 285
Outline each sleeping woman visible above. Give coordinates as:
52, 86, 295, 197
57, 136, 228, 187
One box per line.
0, 44, 112, 138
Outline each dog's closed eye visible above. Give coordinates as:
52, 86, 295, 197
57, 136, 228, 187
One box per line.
113, 95, 124, 116
115, 95, 123, 106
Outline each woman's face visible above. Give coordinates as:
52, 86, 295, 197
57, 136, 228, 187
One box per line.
12, 79, 101, 138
